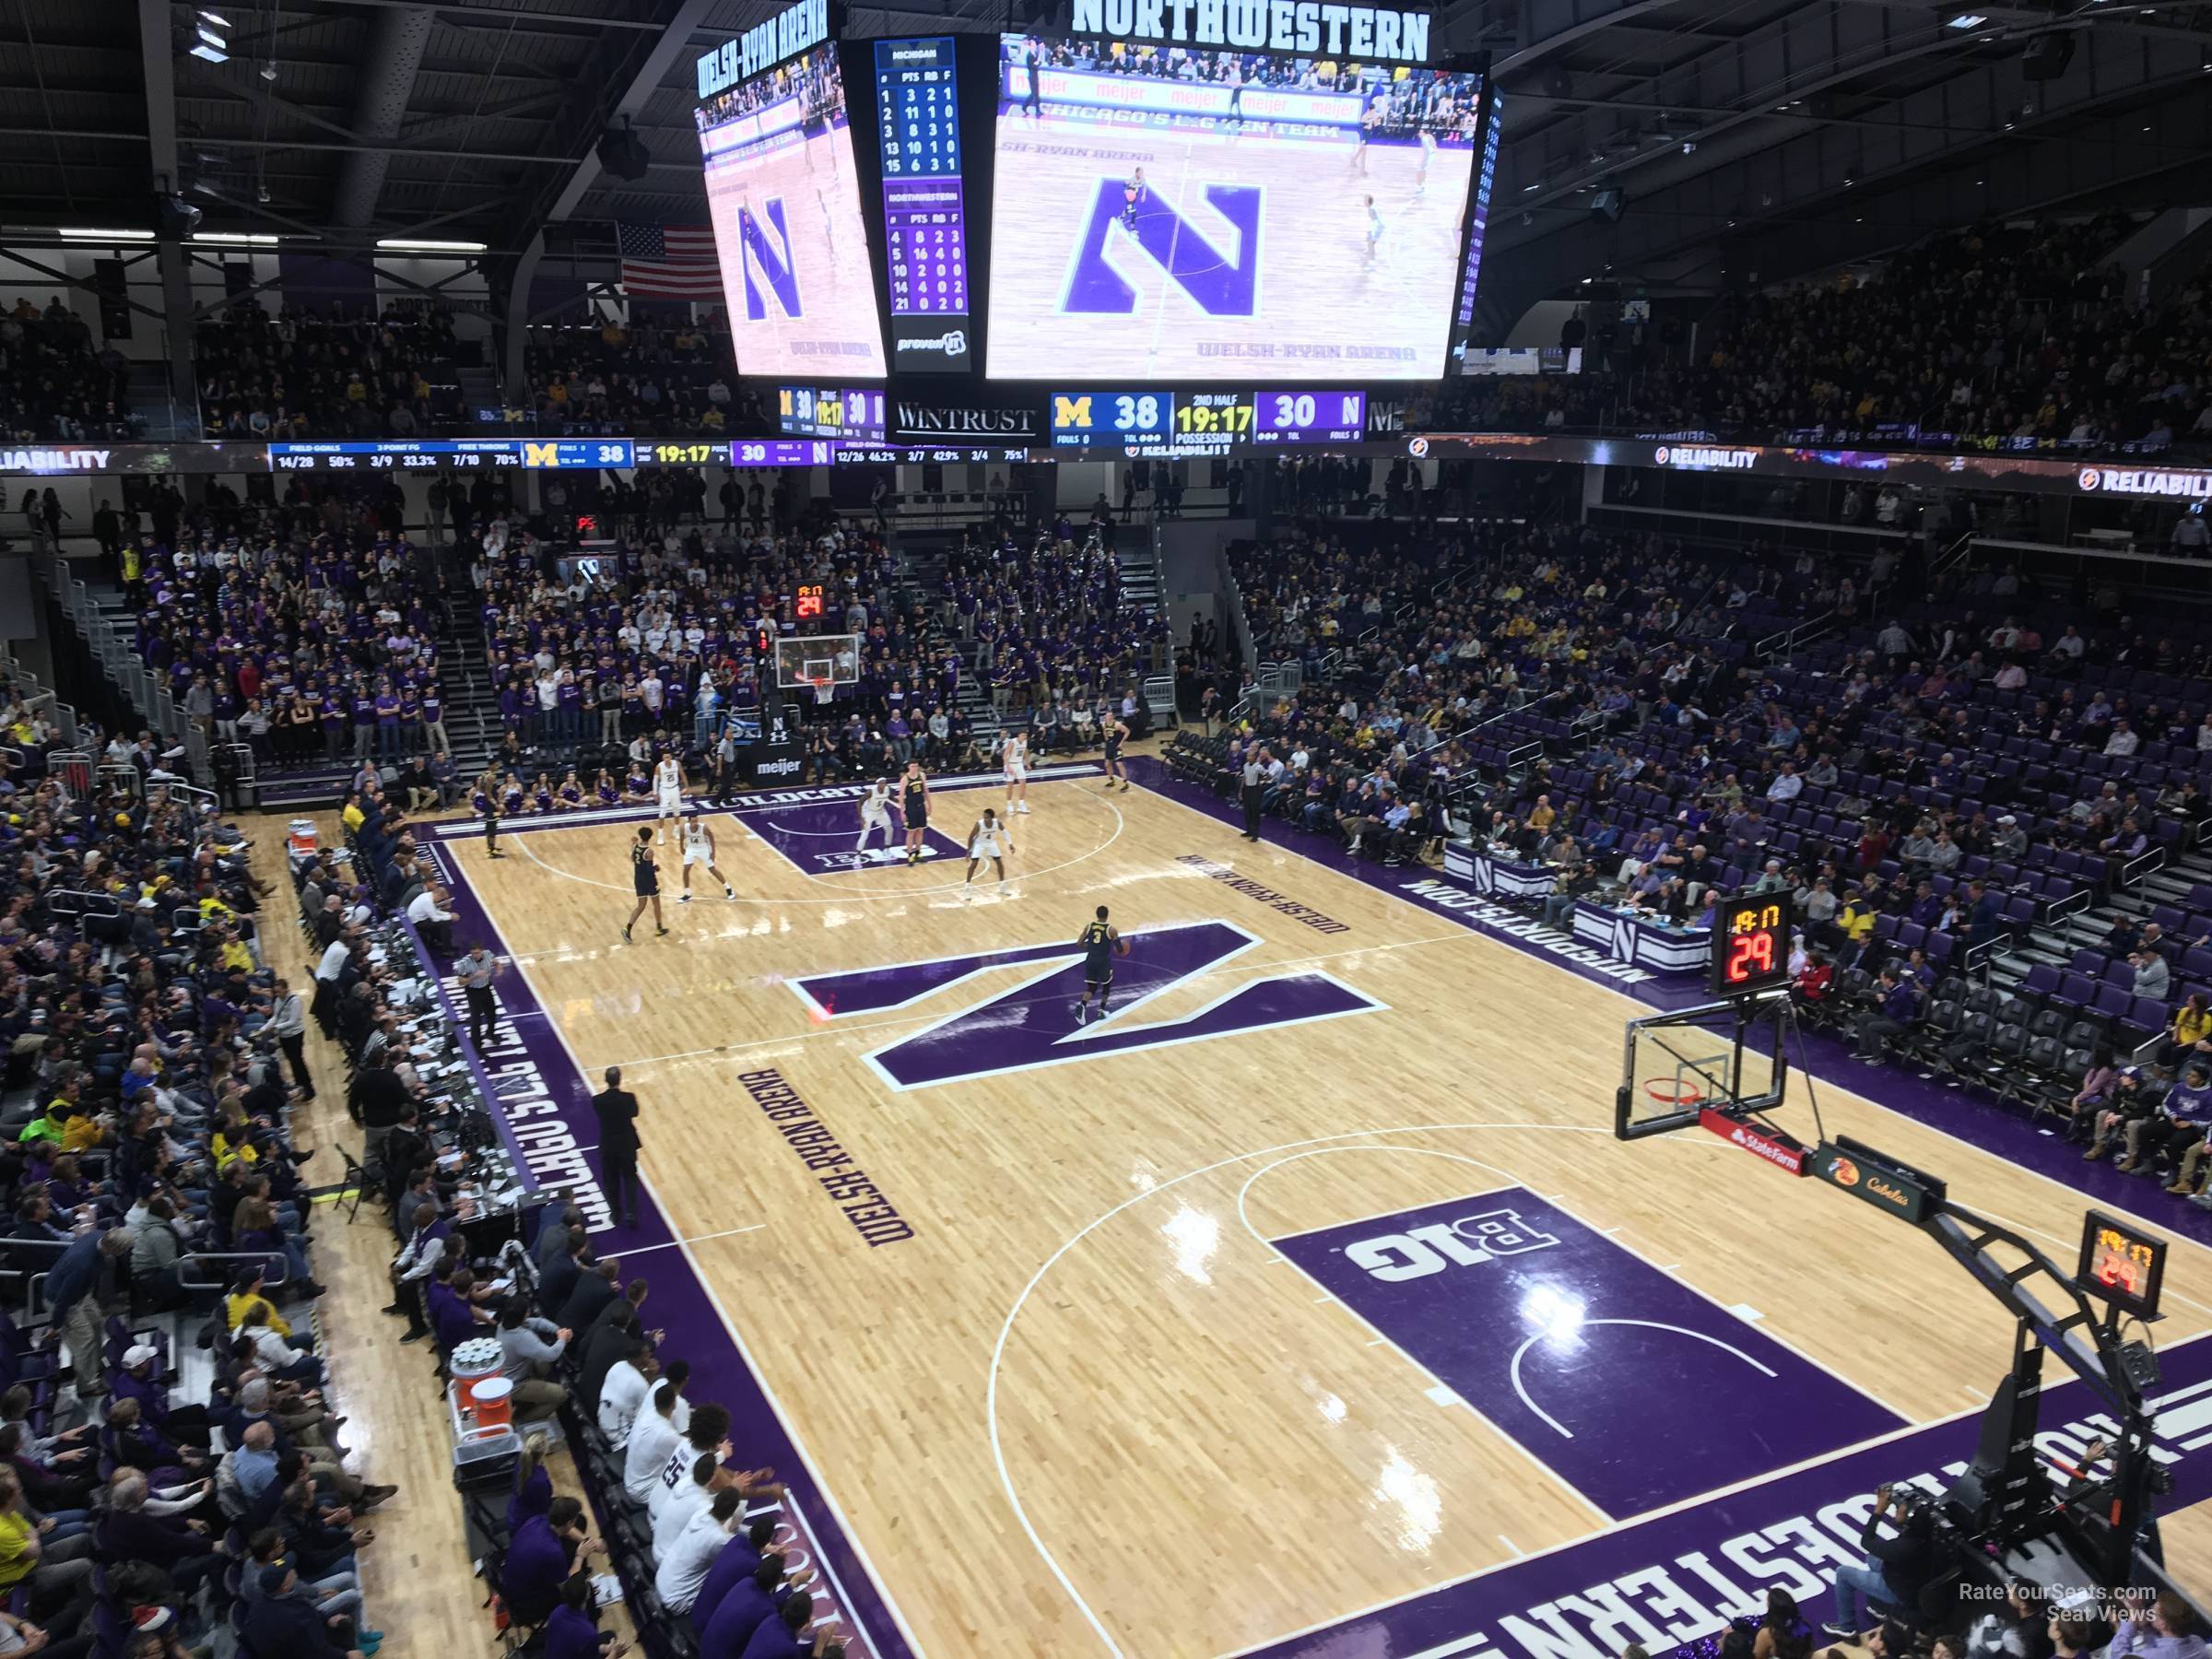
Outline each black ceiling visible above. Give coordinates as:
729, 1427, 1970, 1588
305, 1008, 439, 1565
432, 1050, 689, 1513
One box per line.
3, 0, 2208, 325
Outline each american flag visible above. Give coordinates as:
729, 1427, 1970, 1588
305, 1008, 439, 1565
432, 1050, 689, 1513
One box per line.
616, 223, 724, 300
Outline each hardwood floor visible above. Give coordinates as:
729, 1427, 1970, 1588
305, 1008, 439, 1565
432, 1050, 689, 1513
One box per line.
247, 824, 638, 1654
354, 769, 2212, 1658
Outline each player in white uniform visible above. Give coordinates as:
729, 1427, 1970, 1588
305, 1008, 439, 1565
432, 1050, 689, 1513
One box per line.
677, 814, 734, 901
856, 778, 897, 853
1003, 729, 1030, 816
964, 806, 1015, 886
653, 754, 685, 841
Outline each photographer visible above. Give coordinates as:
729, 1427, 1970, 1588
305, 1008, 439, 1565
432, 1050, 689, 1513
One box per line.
1825, 1482, 1937, 1641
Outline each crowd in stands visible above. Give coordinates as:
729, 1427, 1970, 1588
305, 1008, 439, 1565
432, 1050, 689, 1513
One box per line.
1440, 214, 2212, 457
522, 317, 766, 438
1172, 515, 2212, 1212
453, 1193, 845, 1659
195, 304, 465, 442
0, 661, 422, 1657
942, 520, 1157, 730
0, 300, 138, 443
120, 499, 464, 784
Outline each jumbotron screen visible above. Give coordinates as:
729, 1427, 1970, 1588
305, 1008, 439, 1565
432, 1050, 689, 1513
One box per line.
985, 38, 1484, 382
697, 43, 888, 377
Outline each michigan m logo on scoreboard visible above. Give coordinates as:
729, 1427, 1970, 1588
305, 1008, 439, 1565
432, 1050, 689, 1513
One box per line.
1063, 180, 1262, 317
737, 200, 803, 321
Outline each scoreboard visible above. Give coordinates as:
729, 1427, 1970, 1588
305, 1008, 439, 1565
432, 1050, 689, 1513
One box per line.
873, 37, 971, 373
1052, 390, 1368, 456
268, 438, 638, 472
777, 387, 887, 441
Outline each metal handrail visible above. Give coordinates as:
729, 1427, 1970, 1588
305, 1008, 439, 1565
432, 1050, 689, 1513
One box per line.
44, 888, 124, 919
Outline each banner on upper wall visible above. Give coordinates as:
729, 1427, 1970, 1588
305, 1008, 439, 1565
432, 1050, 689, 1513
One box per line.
5, 432, 2211, 501
1065, 0, 1432, 62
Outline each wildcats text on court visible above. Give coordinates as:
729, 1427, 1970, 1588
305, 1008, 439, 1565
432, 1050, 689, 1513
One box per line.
1070, 0, 1432, 64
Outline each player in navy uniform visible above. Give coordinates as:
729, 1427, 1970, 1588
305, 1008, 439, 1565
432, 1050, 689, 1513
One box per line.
475, 765, 505, 859
1101, 713, 1130, 792
1074, 904, 1129, 1025
900, 759, 931, 867
1121, 167, 1147, 234
623, 826, 669, 943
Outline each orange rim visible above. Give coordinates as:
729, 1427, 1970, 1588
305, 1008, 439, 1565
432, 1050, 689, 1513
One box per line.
1642, 1077, 1704, 1107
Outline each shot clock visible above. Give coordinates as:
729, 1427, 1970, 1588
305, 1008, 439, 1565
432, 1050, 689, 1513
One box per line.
794, 583, 826, 621
1709, 890, 1794, 998
2077, 1210, 2166, 1317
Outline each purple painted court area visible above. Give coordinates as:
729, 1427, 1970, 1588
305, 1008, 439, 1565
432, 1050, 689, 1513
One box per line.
1277, 1189, 1905, 1519
734, 798, 968, 876
794, 919, 1384, 1089
1123, 757, 2212, 1244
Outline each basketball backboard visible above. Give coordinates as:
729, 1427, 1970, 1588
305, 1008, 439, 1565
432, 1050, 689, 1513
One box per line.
772, 632, 861, 691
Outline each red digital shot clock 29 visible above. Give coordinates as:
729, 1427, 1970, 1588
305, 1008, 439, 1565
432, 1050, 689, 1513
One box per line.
1710, 890, 1795, 998
794, 583, 826, 621
2077, 1209, 2166, 1318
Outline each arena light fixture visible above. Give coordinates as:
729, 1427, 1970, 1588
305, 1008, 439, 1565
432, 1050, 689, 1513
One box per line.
1946, 12, 1988, 28
191, 10, 229, 63
374, 238, 488, 253
59, 227, 156, 241
192, 231, 278, 244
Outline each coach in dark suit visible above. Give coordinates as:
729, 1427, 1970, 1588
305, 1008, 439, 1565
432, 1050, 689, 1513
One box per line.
592, 1065, 642, 1230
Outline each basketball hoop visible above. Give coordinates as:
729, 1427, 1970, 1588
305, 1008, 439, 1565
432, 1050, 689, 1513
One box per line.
806, 675, 833, 708
1643, 1077, 1705, 1109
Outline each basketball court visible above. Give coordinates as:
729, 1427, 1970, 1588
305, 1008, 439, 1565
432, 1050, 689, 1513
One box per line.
704, 115, 888, 375
985, 118, 1472, 379
413, 761, 2212, 1659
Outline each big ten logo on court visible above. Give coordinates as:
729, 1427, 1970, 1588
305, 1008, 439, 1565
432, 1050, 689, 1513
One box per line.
738, 200, 804, 320
1338, 1209, 1559, 1282
1065, 179, 1261, 317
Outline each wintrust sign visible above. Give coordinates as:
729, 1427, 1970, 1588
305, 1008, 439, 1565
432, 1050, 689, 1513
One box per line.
892, 403, 1038, 440
1069, 0, 1431, 63
2076, 465, 2212, 500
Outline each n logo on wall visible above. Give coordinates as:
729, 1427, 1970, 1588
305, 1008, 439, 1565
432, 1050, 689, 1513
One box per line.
1063, 179, 1262, 317
738, 199, 803, 320
790, 921, 1382, 1089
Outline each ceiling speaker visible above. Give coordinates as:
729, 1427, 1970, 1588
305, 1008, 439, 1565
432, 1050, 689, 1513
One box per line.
596, 117, 652, 182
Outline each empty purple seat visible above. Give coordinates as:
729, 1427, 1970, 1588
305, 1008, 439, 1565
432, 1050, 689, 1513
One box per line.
2134, 997, 2172, 1031
2093, 983, 2135, 1022
2022, 963, 2062, 998
2069, 948, 2105, 976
